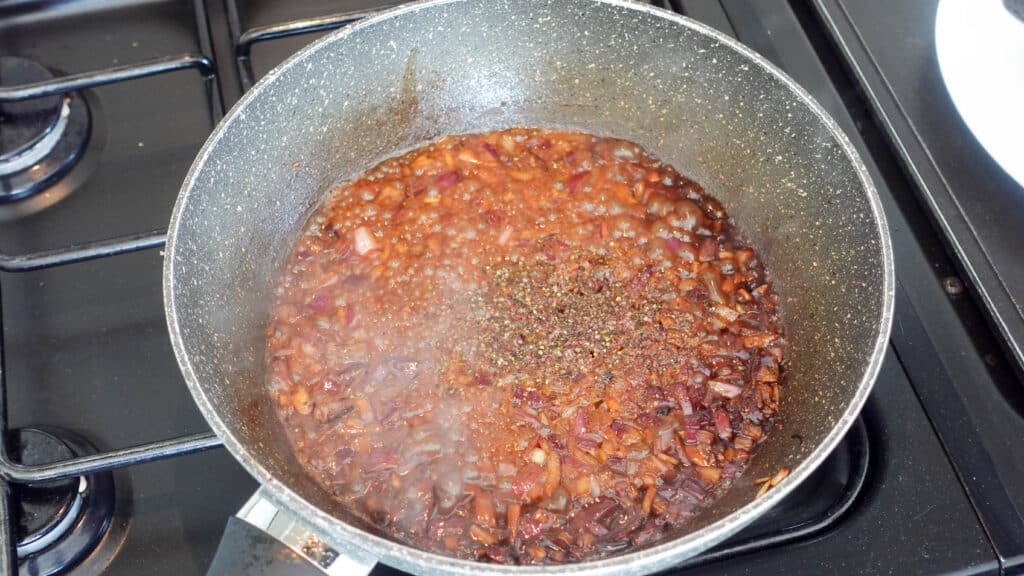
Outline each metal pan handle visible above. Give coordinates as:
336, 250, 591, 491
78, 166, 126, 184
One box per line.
206, 487, 378, 576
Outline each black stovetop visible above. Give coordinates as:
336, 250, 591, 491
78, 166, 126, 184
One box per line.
0, 1, 1020, 575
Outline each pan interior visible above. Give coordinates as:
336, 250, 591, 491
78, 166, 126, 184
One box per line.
166, 0, 889, 569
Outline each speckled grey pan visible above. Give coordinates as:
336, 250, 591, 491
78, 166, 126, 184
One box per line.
163, 0, 895, 574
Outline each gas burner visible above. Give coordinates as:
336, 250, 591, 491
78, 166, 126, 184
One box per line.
0, 57, 90, 203
10, 428, 115, 576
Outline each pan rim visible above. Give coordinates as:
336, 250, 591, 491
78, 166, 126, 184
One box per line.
163, 0, 895, 574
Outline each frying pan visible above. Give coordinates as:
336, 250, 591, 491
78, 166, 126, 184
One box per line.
163, 0, 895, 574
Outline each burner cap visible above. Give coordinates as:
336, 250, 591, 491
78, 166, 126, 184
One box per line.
0, 58, 63, 166
10, 428, 115, 576
0, 57, 90, 202
10, 430, 80, 554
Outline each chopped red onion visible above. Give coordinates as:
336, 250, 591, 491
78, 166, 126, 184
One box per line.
722, 462, 738, 479
681, 479, 707, 502
512, 385, 526, 403
526, 390, 544, 410
567, 171, 589, 194
366, 451, 399, 472
483, 209, 506, 226
573, 409, 587, 437
698, 237, 718, 262
353, 226, 377, 255
709, 379, 744, 399
513, 463, 545, 501
715, 409, 733, 440
701, 271, 725, 304
481, 142, 501, 160
307, 293, 330, 313
636, 412, 660, 428
438, 171, 459, 189
520, 516, 544, 539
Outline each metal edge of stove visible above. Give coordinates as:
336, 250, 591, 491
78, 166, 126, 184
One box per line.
800, 2, 1024, 380
795, 0, 1024, 571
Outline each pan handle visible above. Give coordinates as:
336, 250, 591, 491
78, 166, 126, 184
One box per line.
206, 487, 379, 576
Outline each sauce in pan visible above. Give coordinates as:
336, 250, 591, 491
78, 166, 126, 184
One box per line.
266, 129, 785, 564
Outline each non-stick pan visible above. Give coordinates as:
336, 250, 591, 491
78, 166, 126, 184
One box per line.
163, 0, 895, 574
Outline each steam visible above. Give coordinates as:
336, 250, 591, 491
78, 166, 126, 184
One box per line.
332, 264, 494, 541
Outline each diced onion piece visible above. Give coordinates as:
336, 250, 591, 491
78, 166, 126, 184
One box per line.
740, 422, 763, 441
683, 444, 708, 467
714, 305, 740, 323
709, 379, 744, 399
682, 479, 707, 502
642, 487, 656, 514
457, 150, 480, 164
507, 503, 522, 539
567, 171, 589, 194
770, 466, 790, 487
544, 450, 561, 496
353, 226, 377, 255
473, 492, 495, 525
573, 409, 588, 437
714, 409, 733, 441
291, 387, 312, 414
695, 429, 716, 445
469, 524, 497, 545
513, 463, 545, 501
755, 479, 773, 499
572, 475, 591, 496
701, 271, 725, 303
734, 435, 754, 451
698, 237, 718, 262
307, 293, 330, 313
655, 427, 675, 453
696, 466, 722, 485
521, 516, 544, 539
612, 143, 637, 159
482, 142, 501, 160
438, 171, 459, 189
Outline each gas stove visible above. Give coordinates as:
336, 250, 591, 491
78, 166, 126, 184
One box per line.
0, 1, 1020, 575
